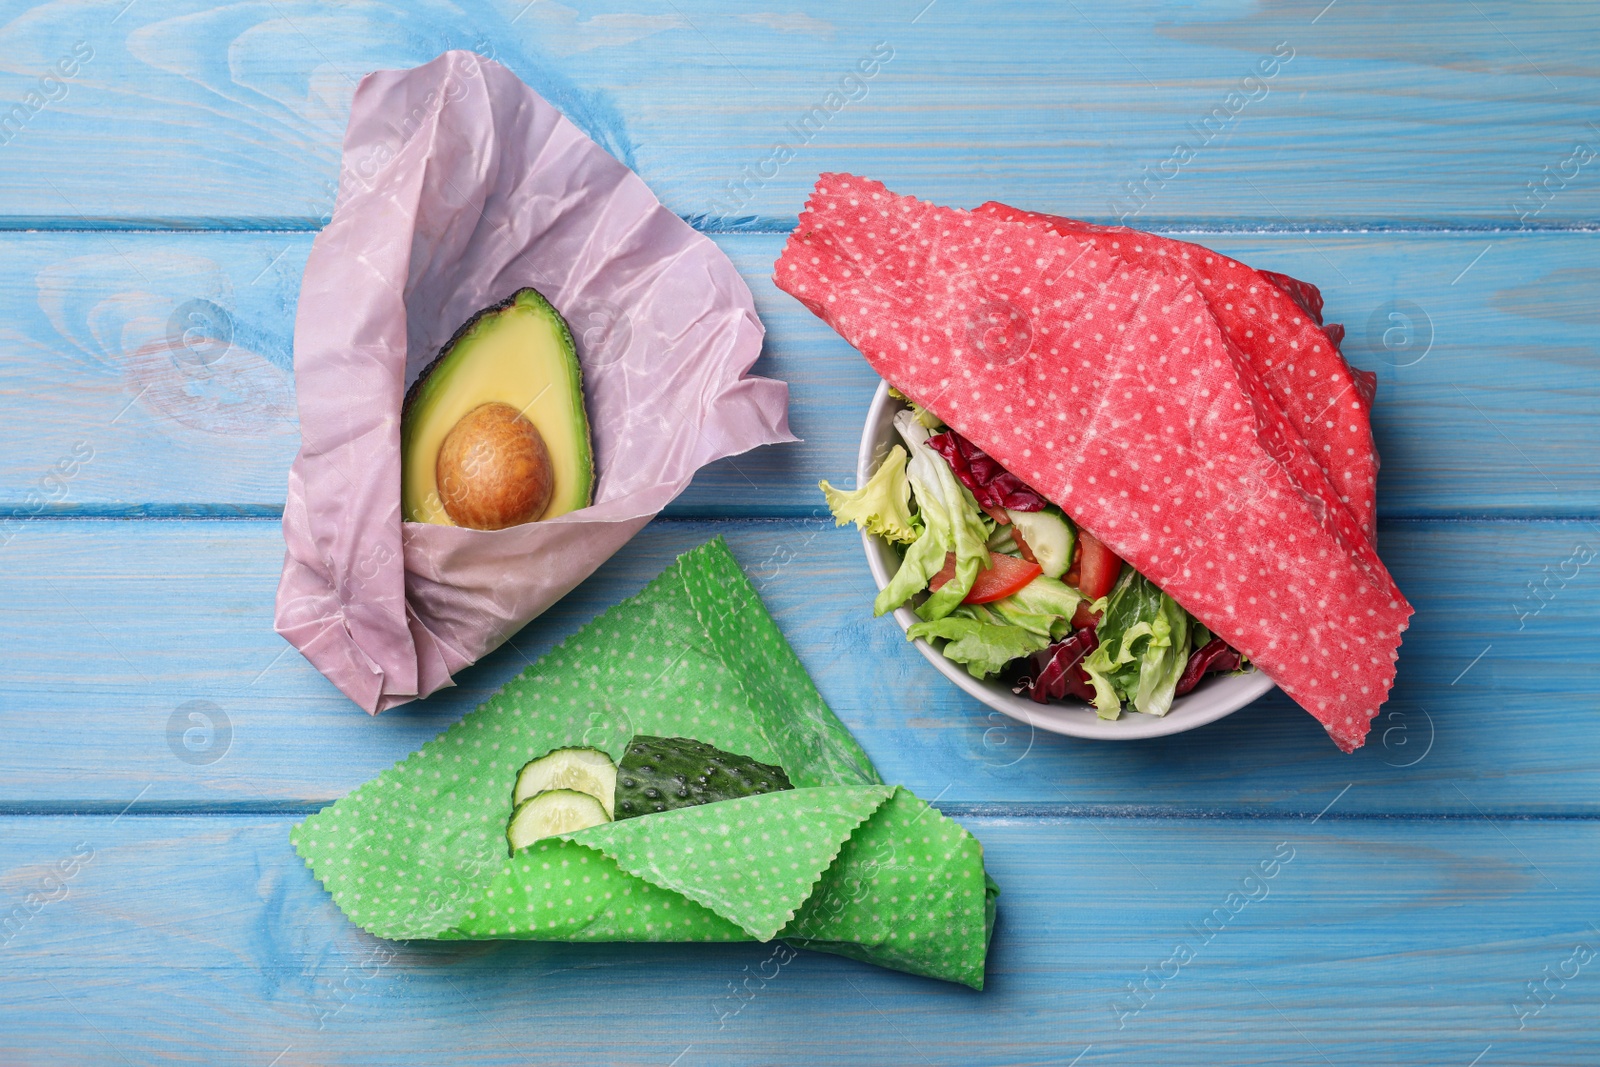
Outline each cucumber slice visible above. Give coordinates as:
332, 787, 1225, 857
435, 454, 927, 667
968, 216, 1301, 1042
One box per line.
506, 789, 609, 853
985, 525, 1019, 555
1006, 508, 1076, 579
513, 746, 617, 818
614, 736, 793, 820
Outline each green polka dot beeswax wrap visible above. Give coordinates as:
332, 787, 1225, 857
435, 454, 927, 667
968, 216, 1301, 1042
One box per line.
291, 538, 999, 988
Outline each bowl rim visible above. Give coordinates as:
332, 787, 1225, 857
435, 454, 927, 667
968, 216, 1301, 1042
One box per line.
855, 379, 1277, 741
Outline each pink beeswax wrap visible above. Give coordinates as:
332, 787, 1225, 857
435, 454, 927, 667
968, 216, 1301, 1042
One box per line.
275, 52, 795, 712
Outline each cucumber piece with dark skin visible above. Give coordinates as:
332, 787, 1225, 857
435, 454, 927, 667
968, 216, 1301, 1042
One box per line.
614, 736, 793, 820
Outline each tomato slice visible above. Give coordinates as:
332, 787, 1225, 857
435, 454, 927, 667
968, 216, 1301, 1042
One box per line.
1074, 529, 1123, 601
930, 551, 1041, 604
1009, 524, 1038, 564
980, 502, 1011, 524
1069, 600, 1100, 630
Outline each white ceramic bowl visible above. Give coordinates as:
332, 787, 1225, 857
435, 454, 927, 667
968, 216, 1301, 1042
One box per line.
857, 380, 1276, 740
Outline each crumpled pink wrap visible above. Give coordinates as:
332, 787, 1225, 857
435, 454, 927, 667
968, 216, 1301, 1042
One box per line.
275, 52, 794, 713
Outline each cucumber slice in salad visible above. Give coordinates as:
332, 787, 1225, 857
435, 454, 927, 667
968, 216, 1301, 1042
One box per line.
506, 789, 610, 853
513, 746, 617, 818
1006, 508, 1076, 580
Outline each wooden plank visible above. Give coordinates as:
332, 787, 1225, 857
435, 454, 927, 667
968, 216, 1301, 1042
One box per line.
0, 232, 302, 516
0, 813, 1593, 1065
2, 230, 1598, 519
0, 516, 1592, 814
0, 2, 1596, 226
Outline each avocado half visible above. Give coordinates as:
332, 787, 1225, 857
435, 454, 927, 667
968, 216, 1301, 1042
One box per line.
400, 288, 594, 526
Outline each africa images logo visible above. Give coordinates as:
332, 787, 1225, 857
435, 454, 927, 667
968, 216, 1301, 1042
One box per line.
0, 40, 93, 148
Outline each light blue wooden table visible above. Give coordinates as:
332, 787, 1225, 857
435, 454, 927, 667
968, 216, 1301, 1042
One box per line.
3, 2, 1598, 1063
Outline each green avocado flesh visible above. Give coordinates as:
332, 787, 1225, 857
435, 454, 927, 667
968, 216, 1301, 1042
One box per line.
401, 287, 594, 526
614, 736, 794, 820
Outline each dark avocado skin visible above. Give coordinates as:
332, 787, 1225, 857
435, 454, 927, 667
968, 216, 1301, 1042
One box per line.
614, 736, 794, 820
402, 287, 556, 418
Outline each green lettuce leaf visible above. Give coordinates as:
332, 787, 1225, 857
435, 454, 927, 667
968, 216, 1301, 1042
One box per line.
1081, 570, 1173, 719
888, 386, 946, 430
987, 599, 1057, 638
907, 605, 1051, 679
873, 411, 992, 621
990, 575, 1086, 642
1131, 591, 1190, 717
1002, 574, 1085, 621
820, 444, 918, 545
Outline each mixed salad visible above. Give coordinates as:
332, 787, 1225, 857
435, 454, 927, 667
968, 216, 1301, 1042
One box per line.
823, 391, 1248, 719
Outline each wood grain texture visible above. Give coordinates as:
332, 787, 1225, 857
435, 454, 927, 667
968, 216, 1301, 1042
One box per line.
3, 231, 1599, 519
0, 516, 1591, 814
0, 2, 1596, 226
1, 813, 1594, 1066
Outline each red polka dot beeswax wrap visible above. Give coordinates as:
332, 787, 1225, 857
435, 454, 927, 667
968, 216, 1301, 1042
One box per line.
291, 538, 998, 989
976, 202, 1380, 542
774, 175, 1411, 752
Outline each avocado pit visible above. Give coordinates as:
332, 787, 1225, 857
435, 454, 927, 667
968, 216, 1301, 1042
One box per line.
436, 401, 554, 530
